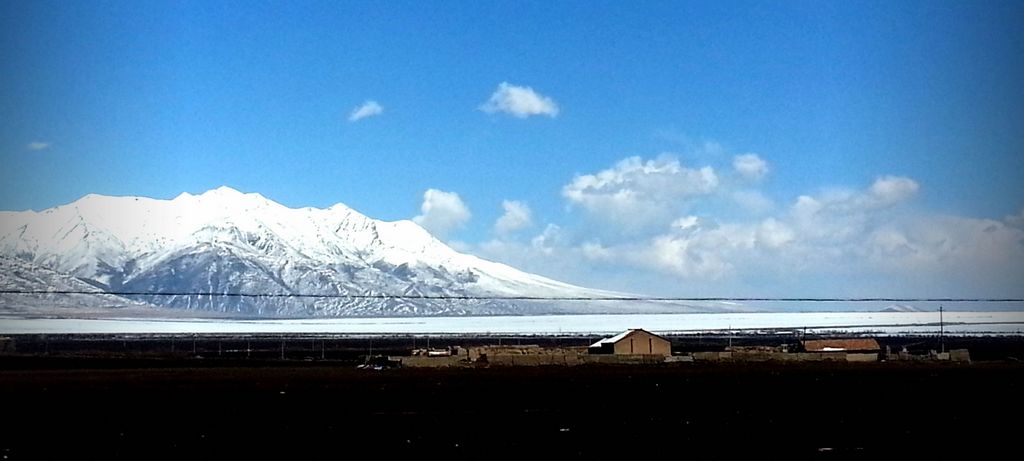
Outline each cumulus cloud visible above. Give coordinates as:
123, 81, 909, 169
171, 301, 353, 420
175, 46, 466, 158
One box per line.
862, 216, 1024, 285
474, 208, 1024, 297
580, 241, 614, 262
466, 148, 1021, 296
868, 175, 919, 206
494, 200, 533, 235
562, 155, 718, 231
733, 190, 775, 214
348, 100, 383, 122
640, 234, 733, 279
474, 229, 593, 286
732, 153, 768, 181
602, 191, 1020, 286
751, 176, 1021, 288
785, 180, 906, 248
479, 82, 559, 118
578, 173, 1019, 288
755, 218, 795, 249
483, 216, 745, 281
605, 218, 758, 280
785, 176, 919, 225
413, 189, 471, 237
530, 224, 564, 254
27, 141, 50, 151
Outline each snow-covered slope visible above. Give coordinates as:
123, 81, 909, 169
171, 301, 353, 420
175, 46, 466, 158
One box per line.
0, 255, 156, 316
0, 187, 716, 317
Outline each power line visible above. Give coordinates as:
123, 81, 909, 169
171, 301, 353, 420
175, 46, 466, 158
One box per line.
1, 290, 1022, 302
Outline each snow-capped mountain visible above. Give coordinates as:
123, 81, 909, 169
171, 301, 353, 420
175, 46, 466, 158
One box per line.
0, 255, 222, 318
0, 187, 726, 317
0, 255, 145, 314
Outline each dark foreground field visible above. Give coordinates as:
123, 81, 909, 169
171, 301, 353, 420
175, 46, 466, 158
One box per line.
1, 357, 1022, 458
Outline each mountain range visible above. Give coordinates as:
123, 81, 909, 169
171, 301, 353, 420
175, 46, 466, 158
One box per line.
0, 187, 733, 317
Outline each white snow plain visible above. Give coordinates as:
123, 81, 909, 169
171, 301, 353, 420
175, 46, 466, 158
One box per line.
1, 311, 1021, 335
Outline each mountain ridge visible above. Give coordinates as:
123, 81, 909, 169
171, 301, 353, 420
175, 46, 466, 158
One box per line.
0, 187, 745, 317
0, 187, 733, 317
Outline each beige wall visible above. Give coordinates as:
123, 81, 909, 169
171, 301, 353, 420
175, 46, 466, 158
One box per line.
845, 353, 879, 362
950, 349, 971, 363
611, 330, 671, 356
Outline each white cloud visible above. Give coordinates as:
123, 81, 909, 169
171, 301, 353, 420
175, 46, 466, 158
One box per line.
636, 225, 742, 279
562, 155, 718, 231
479, 82, 559, 118
571, 174, 1019, 289
786, 176, 918, 226
868, 175, 919, 206
463, 149, 1021, 296
580, 241, 613, 262
755, 218, 795, 249
540, 217, 756, 280
670, 215, 701, 231
27, 141, 50, 151
348, 100, 383, 122
862, 216, 1024, 283
530, 224, 564, 254
471, 206, 1024, 297
733, 190, 775, 214
474, 230, 592, 287
755, 177, 1022, 290
732, 153, 768, 181
609, 191, 1021, 286
412, 189, 471, 237
494, 200, 533, 235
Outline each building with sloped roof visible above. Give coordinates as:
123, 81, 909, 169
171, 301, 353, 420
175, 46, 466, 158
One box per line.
589, 329, 671, 356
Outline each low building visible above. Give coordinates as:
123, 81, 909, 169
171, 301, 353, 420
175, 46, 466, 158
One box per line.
589, 329, 671, 356
803, 338, 880, 362
802, 338, 880, 353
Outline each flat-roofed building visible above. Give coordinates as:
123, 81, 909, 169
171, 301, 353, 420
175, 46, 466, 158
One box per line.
803, 338, 881, 362
802, 338, 880, 353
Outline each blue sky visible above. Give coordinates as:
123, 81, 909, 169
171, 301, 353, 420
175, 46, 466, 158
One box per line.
2, 0, 1023, 297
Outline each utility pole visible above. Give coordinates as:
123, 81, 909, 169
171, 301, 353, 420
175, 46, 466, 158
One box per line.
939, 305, 945, 354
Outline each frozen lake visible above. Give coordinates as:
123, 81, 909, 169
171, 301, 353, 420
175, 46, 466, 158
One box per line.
1, 311, 1023, 335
